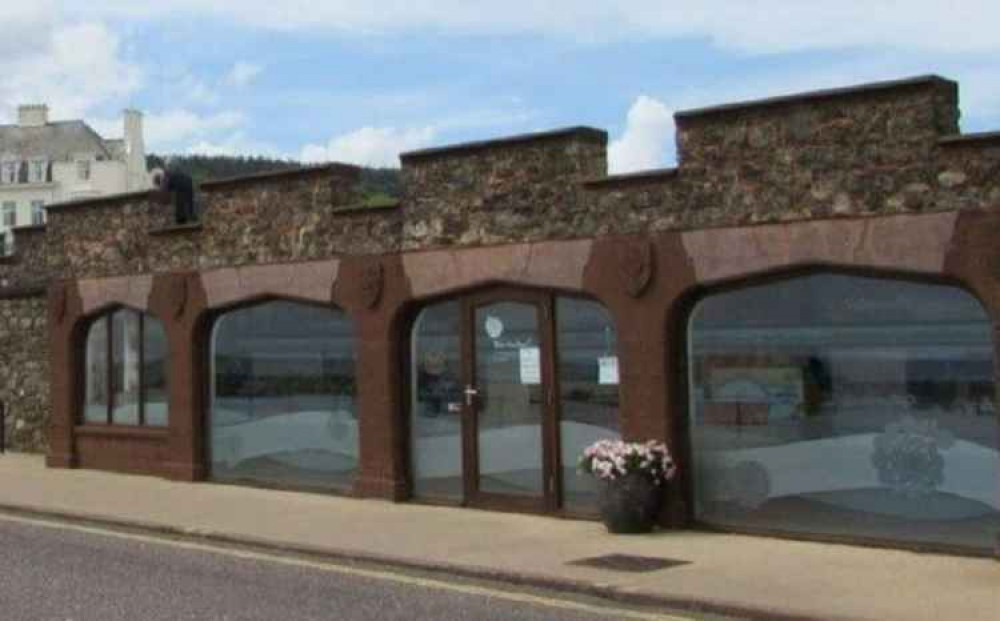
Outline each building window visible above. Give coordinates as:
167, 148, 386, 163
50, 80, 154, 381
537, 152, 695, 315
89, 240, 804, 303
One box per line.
0, 161, 16, 184
29, 159, 46, 184
30, 201, 45, 226
83, 309, 169, 427
2, 202, 16, 227
210, 300, 357, 490
555, 297, 621, 512
688, 272, 999, 552
77, 160, 91, 181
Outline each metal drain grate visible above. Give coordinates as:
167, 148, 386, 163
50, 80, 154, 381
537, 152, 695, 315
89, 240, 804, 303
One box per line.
567, 554, 690, 573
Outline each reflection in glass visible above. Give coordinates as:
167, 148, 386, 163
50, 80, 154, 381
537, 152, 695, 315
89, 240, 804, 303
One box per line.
557, 298, 621, 513
111, 310, 141, 425
689, 273, 999, 551
143, 317, 169, 427
475, 302, 543, 497
84, 317, 109, 423
83, 309, 170, 426
211, 300, 357, 490
410, 301, 464, 500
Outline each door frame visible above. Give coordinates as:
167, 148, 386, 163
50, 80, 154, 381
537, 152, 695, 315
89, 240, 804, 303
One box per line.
461, 287, 561, 514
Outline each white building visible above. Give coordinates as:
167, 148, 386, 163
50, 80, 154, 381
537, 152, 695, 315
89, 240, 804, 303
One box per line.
0, 104, 151, 253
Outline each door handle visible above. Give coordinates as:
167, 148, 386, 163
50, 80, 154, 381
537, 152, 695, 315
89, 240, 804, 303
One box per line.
464, 386, 479, 407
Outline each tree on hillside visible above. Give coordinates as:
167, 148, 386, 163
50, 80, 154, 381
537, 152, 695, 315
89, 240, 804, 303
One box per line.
147, 154, 401, 198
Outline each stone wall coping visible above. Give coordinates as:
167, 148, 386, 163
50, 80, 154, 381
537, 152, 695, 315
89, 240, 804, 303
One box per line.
583, 167, 679, 188
0, 285, 46, 299
674, 74, 957, 121
938, 131, 1000, 147
400, 126, 608, 162
11, 223, 47, 234
148, 222, 204, 236
200, 163, 359, 191
330, 200, 402, 216
45, 189, 170, 213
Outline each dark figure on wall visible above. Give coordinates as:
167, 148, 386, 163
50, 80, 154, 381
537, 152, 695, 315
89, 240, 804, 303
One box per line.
152, 167, 197, 224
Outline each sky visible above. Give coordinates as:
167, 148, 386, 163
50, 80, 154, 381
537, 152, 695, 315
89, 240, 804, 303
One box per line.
1, 2, 999, 173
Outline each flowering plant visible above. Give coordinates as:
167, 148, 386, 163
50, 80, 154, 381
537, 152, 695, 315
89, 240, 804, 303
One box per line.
579, 439, 677, 485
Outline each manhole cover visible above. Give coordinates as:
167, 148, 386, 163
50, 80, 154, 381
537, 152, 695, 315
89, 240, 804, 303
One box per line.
567, 554, 690, 573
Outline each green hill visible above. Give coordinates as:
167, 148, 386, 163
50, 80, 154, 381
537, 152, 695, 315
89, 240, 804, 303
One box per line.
147, 154, 401, 199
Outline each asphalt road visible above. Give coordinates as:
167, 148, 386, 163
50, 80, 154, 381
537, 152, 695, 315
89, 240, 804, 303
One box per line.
0, 514, 733, 621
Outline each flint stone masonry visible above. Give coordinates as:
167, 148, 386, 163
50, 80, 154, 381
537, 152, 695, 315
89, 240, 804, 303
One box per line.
400, 127, 608, 249
0, 294, 49, 452
0, 74, 997, 463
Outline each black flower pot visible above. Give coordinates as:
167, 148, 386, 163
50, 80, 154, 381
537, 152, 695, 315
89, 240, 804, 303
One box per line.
598, 471, 663, 534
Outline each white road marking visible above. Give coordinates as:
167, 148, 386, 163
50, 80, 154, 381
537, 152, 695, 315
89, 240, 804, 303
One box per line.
0, 512, 694, 621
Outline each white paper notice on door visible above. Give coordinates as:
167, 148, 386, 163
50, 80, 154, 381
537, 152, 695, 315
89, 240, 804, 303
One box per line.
519, 347, 541, 384
599, 356, 619, 385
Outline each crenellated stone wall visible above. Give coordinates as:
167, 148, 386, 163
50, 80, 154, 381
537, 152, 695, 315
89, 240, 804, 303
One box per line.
1, 74, 999, 455
400, 128, 608, 249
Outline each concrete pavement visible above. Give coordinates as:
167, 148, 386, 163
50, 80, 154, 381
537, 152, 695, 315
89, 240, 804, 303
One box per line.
1, 453, 996, 621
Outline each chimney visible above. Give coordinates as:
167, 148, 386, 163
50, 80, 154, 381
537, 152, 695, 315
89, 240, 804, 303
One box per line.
18, 104, 49, 127
123, 109, 149, 191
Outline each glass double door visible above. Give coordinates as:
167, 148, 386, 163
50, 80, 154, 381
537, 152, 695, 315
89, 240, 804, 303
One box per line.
412, 290, 560, 512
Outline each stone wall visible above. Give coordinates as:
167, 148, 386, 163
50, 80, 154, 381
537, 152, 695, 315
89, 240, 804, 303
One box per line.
0, 164, 403, 287
400, 127, 608, 249
5, 76, 995, 291
1, 74, 999, 454
0, 293, 49, 452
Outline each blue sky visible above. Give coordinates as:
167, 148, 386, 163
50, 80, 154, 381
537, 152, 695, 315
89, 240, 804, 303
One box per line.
2, 2, 999, 172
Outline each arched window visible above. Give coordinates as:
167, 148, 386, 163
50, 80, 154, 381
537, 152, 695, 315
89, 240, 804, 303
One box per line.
688, 272, 998, 552
83, 308, 169, 426
210, 300, 357, 491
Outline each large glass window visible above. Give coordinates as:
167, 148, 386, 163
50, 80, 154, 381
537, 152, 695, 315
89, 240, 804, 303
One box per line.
689, 273, 999, 551
210, 300, 357, 491
557, 298, 621, 513
82, 309, 169, 427
410, 301, 464, 500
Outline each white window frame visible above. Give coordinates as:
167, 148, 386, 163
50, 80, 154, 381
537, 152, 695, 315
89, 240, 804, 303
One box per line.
29, 159, 46, 184
30, 200, 45, 226
0, 161, 16, 185
2, 201, 16, 227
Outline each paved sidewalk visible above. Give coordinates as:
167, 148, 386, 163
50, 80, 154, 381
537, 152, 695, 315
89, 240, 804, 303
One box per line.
1, 454, 996, 621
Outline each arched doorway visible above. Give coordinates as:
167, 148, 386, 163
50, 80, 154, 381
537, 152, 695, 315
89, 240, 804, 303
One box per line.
409, 289, 620, 514
687, 272, 999, 552
209, 299, 358, 491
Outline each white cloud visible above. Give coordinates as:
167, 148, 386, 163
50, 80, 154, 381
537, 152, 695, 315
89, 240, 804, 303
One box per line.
66, 2, 1000, 54
143, 109, 248, 150
225, 62, 263, 88
300, 126, 436, 167
608, 96, 674, 174
0, 17, 142, 122
185, 131, 286, 158
175, 73, 221, 106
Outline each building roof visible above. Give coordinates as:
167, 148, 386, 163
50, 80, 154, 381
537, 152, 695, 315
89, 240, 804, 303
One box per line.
0, 120, 111, 161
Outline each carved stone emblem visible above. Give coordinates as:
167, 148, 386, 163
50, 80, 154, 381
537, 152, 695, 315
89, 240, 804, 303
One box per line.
167, 275, 189, 319
359, 262, 385, 309
619, 241, 654, 298
51, 282, 68, 324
